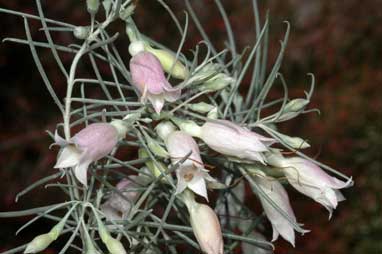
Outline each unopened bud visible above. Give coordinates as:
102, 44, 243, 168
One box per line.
188, 102, 215, 114
274, 132, 310, 149
87, 0, 100, 15
138, 148, 168, 180
105, 237, 127, 254
145, 46, 189, 79
95, 214, 127, 254
24, 233, 55, 253
73, 26, 90, 40
198, 73, 234, 92
119, 5, 135, 21
188, 202, 224, 254
284, 98, 309, 112
172, 118, 201, 138
144, 132, 169, 158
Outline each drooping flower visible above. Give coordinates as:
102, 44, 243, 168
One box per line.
182, 191, 223, 254
267, 154, 352, 218
252, 170, 308, 246
129, 51, 181, 113
101, 177, 140, 222
165, 131, 215, 201
54, 121, 127, 186
199, 120, 275, 164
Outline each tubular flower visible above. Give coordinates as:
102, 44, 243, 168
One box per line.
253, 171, 308, 246
54, 122, 126, 186
130, 51, 181, 113
165, 131, 215, 201
268, 154, 352, 218
101, 177, 140, 222
184, 199, 223, 254
200, 120, 275, 164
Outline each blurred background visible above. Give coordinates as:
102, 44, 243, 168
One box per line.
0, 0, 381, 253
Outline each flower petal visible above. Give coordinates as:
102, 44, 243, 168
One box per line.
54, 145, 81, 169
188, 176, 208, 201
73, 160, 91, 186
147, 94, 165, 114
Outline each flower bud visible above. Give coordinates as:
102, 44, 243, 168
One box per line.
96, 214, 127, 254
105, 237, 127, 254
284, 98, 309, 112
198, 73, 234, 92
87, 0, 100, 15
145, 46, 189, 79
73, 26, 90, 40
272, 131, 310, 149
24, 233, 55, 253
143, 132, 169, 158
188, 202, 224, 254
138, 148, 168, 180
188, 102, 215, 114
172, 118, 202, 138
119, 5, 135, 21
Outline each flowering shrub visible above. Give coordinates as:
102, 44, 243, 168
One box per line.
0, 0, 353, 253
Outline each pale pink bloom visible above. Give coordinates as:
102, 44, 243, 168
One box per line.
165, 131, 215, 201
188, 203, 224, 254
253, 171, 308, 246
54, 123, 119, 186
101, 177, 140, 221
200, 120, 275, 164
268, 155, 352, 218
130, 51, 181, 113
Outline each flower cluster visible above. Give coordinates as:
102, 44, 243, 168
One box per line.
1, 1, 353, 253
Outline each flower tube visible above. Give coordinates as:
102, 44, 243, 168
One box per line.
253, 171, 307, 246
200, 120, 275, 164
267, 154, 352, 218
130, 51, 181, 113
54, 121, 127, 186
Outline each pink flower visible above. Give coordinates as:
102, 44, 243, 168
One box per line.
54, 123, 120, 186
130, 51, 181, 113
268, 155, 352, 218
253, 171, 308, 246
101, 177, 140, 221
165, 131, 215, 201
200, 120, 275, 164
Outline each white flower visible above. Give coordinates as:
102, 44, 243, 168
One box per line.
200, 120, 275, 164
253, 171, 308, 246
267, 154, 352, 218
165, 131, 215, 201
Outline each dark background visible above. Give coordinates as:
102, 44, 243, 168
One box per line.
1, 0, 381, 253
